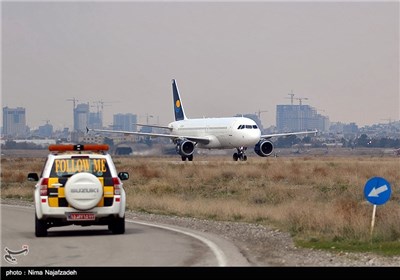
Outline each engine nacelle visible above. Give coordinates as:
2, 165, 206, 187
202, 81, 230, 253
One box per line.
176, 139, 195, 157
254, 140, 274, 157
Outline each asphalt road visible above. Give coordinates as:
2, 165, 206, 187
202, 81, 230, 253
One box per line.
1, 204, 249, 267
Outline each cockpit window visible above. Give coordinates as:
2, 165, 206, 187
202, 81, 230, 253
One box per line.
237, 124, 258, 129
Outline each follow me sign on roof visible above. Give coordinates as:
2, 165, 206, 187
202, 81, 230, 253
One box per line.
363, 177, 392, 205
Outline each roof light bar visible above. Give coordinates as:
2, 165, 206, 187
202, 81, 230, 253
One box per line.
48, 144, 109, 152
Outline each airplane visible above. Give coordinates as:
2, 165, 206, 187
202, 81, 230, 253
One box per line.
88, 79, 317, 161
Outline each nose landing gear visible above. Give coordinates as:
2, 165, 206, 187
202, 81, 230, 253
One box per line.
233, 147, 247, 161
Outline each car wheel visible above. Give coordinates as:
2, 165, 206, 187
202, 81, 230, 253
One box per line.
109, 216, 125, 234
35, 214, 48, 237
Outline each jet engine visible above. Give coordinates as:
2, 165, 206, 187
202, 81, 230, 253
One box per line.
254, 140, 274, 157
176, 139, 195, 156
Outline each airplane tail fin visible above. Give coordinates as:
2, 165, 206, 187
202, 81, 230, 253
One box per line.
172, 79, 187, 121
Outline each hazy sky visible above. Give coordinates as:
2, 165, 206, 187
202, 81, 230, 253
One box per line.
2, 1, 399, 130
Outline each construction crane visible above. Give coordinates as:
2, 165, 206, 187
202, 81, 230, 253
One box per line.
295, 97, 308, 106
92, 100, 118, 112
90, 100, 118, 121
138, 113, 154, 125
66, 97, 79, 109
287, 90, 295, 105
285, 91, 309, 106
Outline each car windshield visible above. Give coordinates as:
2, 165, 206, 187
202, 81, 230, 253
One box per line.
49, 157, 111, 178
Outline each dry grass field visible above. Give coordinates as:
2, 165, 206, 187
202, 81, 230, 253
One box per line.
1, 149, 399, 253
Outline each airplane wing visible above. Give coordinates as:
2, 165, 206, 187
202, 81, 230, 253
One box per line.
135, 123, 172, 130
261, 130, 318, 139
87, 128, 210, 144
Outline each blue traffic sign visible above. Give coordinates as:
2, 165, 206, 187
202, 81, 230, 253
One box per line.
364, 177, 391, 205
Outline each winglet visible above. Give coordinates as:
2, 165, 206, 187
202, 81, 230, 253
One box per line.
172, 79, 187, 121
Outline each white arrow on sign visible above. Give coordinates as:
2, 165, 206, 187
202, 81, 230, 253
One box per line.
368, 184, 388, 197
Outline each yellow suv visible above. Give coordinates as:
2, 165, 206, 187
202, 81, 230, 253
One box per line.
28, 144, 129, 237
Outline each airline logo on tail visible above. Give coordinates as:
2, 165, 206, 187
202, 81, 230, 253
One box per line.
172, 79, 186, 121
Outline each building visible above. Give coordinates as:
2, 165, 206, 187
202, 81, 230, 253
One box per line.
2, 107, 28, 137
88, 111, 102, 130
113, 113, 137, 132
276, 104, 329, 132
37, 123, 53, 138
74, 103, 89, 132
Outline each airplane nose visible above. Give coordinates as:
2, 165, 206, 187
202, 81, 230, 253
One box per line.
249, 129, 261, 143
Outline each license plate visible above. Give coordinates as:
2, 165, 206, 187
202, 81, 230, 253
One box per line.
67, 213, 95, 221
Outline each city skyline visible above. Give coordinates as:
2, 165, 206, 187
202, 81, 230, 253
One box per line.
2, 1, 399, 130
2, 101, 395, 135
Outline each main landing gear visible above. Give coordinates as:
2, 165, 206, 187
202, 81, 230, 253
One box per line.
233, 147, 247, 161
181, 155, 194, 161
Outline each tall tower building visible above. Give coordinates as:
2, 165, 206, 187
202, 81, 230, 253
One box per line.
2, 107, 27, 137
88, 111, 103, 129
113, 113, 137, 132
74, 103, 89, 132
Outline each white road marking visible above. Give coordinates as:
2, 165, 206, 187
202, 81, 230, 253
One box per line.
127, 219, 227, 266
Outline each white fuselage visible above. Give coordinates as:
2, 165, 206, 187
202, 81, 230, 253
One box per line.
169, 117, 261, 149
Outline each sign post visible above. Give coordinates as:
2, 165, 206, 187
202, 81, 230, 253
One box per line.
363, 177, 391, 240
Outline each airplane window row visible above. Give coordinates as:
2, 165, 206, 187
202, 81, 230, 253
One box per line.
237, 125, 258, 129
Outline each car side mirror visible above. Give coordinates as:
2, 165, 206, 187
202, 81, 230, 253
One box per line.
28, 173, 39, 182
118, 172, 129, 181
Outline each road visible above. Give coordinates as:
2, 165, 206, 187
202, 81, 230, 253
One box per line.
1, 204, 249, 267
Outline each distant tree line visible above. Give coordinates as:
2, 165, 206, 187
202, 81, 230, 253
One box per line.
274, 134, 400, 149
354, 134, 400, 148
2, 134, 399, 150
1, 140, 46, 150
